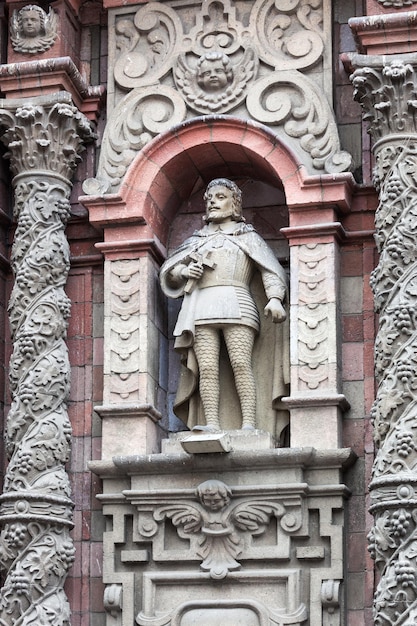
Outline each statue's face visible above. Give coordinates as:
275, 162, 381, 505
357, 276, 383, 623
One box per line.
205, 185, 235, 223
198, 59, 229, 92
21, 10, 42, 37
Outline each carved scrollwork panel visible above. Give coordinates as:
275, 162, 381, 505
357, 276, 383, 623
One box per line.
114, 3, 183, 90
247, 72, 352, 173
249, 0, 326, 71
85, 86, 186, 195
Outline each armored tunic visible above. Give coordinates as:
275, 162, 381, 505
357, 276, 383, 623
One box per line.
161, 223, 287, 348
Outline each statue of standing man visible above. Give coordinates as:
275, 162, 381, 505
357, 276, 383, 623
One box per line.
160, 179, 288, 432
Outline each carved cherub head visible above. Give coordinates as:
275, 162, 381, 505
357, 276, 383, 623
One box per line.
203, 178, 244, 224
196, 51, 233, 92
197, 480, 231, 511
11, 5, 58, 54
18, 5, 45, 37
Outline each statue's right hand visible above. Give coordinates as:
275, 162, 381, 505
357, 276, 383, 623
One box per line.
182, 262, 204, 280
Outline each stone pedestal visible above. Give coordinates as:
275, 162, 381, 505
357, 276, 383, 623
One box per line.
91, 445, 354, 626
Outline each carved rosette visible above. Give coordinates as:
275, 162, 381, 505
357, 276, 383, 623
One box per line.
85, 0, 351, 194
352, 59, 417, 624
0, 96, 94, 625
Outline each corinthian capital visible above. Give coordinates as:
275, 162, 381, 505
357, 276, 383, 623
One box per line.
350, 54, 417, 142
0, 92, 94, 181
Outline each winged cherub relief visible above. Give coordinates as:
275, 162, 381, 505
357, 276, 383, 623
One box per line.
174, 49, 258, 114
153, 479, 290, 580
10, 5, 58, 55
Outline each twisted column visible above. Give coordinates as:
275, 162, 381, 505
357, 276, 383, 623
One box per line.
351, 55, 417, 624
0, 94, 93, 625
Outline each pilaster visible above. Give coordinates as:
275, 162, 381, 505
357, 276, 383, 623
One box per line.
282, 213, 350, 449
349, 50, 417, 624
91, 235, 165, 459
0, 92, 94, 626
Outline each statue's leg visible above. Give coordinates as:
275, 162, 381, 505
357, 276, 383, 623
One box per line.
223, 325, 256, 429
193, 325, 221, 429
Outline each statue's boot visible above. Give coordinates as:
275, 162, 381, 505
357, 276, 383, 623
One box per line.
192, 422, 221, 433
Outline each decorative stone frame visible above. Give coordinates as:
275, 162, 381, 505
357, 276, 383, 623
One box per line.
81, 115, 355, 455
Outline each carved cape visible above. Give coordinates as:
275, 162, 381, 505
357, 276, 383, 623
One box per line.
160, 223, 290, 435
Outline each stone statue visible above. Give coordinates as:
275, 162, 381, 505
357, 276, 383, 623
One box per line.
160, 178, 288, 433
10, 5, 58, 55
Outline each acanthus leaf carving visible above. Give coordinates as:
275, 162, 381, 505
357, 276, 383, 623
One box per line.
352, 60, 417, 142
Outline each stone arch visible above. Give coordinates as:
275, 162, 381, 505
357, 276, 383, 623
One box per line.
84, 114, 353, 453
117, 116, 309, 246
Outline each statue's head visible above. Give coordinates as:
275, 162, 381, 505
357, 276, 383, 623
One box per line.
196, 480, 231, 511
18, 5, 46, 37
196, 51, 233, 92
203, 178, 244, 223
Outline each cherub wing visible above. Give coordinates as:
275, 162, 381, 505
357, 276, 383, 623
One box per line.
231, 48, 258, 94
154, 502, 203, 534
173, 54, 195, 97
231, 500, 285, 535
45, 8, 58, 39
10, 10, 20, 41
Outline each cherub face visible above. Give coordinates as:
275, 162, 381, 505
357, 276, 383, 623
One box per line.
21, 10, 42, 37
201, 490, 228, 511
198, 59, 229, 92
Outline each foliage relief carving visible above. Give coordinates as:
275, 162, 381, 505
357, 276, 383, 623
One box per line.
352, 59, 417, 625
0, 98, 93, 626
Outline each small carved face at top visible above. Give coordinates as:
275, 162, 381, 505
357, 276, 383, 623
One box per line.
19, 6, 45, 38
197, 480, 231, 511
197, 52, 233, 92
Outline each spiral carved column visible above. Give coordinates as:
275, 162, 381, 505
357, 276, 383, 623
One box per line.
0, 94, 93, 625
351, 56, 417, 624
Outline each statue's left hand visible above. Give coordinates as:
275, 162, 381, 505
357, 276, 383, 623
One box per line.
264, 298, 286, 323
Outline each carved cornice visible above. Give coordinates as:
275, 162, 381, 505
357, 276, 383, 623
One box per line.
349, 12, 417, 55
0, 94, 93, 626
0, 57, 105, 121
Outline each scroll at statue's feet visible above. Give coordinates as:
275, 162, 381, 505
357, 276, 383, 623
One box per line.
192, 424, 221, 433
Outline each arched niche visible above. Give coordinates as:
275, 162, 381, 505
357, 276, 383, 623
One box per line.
83, 116, 353, 456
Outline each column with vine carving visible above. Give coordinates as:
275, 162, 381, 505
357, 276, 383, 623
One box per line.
351, 56, 417, 624
0, 93, 93, 625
